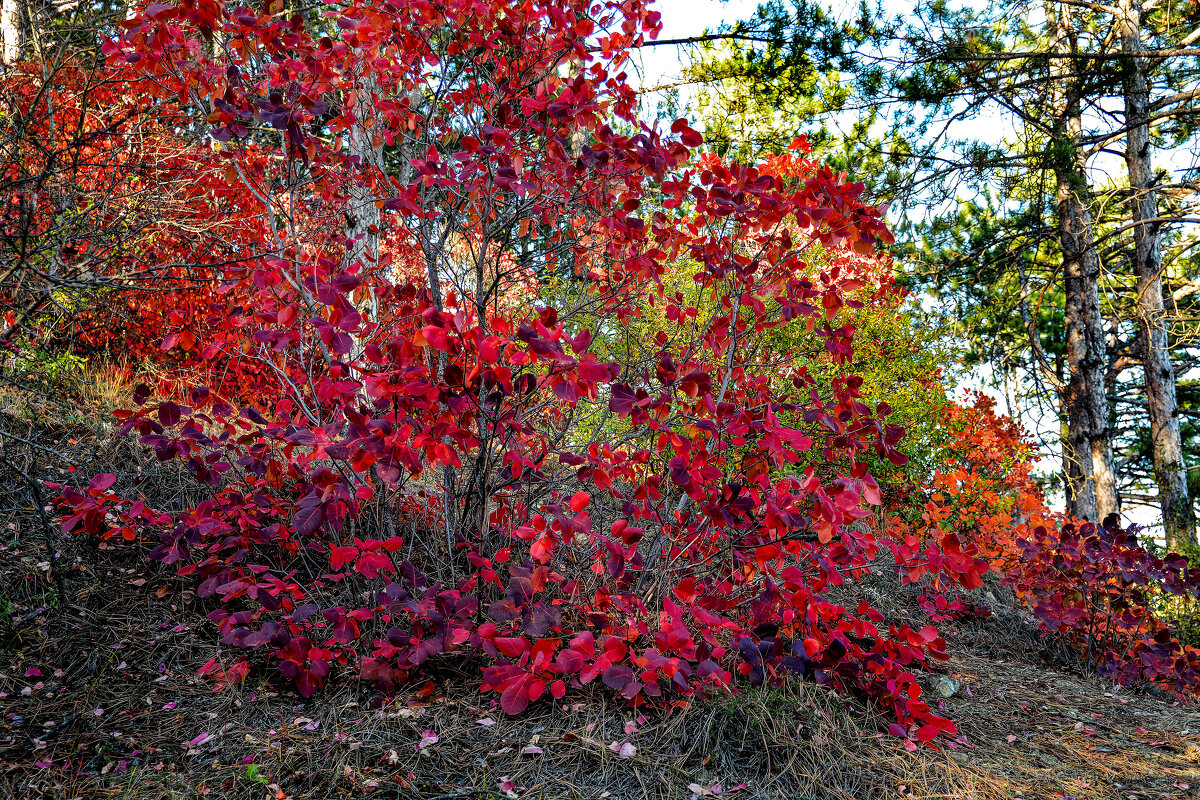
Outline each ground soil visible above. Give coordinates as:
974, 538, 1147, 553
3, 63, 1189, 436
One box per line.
1, 434, 1198, 800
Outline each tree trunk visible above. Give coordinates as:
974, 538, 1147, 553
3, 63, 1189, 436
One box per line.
1, 0, 21, 65
1048, 0, 1120, 522
344, 64, 386, 372
345, 72, 383, 279
1118, 0, 1195, 546
1060, 387, 1082, 512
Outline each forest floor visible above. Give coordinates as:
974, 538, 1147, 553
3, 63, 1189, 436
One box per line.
1, 424, 1199, 800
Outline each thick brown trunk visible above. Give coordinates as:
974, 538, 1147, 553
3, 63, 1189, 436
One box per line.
1118, 0, 1195, 546
1058, 182, 1118, 522
1049, 0, 1120, 522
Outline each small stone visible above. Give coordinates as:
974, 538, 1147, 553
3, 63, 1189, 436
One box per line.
930, 674, 961, 698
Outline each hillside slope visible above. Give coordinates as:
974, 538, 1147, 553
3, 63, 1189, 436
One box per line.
1, 433, 1196, 800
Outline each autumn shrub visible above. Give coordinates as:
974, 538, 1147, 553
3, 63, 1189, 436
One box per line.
1148, 541, 1200, 648
1002, 516, 1200, 694
0, 52, 280, 409
863, 378, 1200, 695
44, 0, 1002, 747
50, 0, 1200, 741
874, 389, 1200, 695
876, 392, 1052, 593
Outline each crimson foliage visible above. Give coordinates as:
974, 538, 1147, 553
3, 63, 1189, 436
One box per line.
1005, 517, 1200, 694
47, 0, 999, 746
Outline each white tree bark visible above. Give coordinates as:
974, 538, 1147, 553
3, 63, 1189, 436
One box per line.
1, 0, 22, 65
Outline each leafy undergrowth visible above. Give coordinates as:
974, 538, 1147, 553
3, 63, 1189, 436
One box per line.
3, 458, 1199, 800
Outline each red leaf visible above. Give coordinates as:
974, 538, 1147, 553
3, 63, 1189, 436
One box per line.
356, 551, 393, 578
144, 3, 175, 19
608, 384, 635, 414
296, 668, 320, 698
332, 616, 359, 645
89, 473, 117, 492
577, 355, 616, 383
500, 675, 531, 714
420, 325, 449, 350
294, 504, 324, 536
602, 664, 634, 691
915, 724, 940, 743
530, 536, 554, 564
330, 544, 358, 570
494, 637, 529, 658
556, 648, 584, 673
602, 637, 627, 663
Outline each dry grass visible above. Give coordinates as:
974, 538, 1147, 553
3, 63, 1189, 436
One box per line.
2, 427, 1199, 800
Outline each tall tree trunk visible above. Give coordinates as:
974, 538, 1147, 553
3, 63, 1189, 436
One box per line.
1, 0, 21, 65
1118, 0, 1195, 546
1048, 0, 1120, 522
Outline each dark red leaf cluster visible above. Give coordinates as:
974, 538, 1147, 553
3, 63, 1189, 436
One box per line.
1005, 517, 1200, 694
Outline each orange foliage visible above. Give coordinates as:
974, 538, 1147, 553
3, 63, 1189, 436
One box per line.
885, 392, 1054, 579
